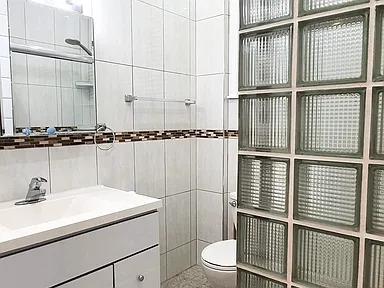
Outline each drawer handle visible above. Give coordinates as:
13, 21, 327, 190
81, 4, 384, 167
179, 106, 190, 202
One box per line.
138, 275, 145, 282
229, 200, 237, 208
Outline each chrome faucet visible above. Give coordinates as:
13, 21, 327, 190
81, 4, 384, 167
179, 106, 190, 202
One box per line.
15, 177, 48, 205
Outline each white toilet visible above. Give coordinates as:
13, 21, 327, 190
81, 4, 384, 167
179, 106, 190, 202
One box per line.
201, 192, 237, 288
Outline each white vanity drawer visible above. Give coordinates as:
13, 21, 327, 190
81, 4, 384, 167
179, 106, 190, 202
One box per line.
57, 266, 113, 288
115, 246, 160, 288
0, 212, 159, 288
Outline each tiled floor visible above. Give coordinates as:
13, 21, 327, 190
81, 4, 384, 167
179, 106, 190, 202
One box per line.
162, 265, 212, 288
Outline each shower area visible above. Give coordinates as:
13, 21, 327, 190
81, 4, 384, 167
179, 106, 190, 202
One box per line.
236, 0, 384, 287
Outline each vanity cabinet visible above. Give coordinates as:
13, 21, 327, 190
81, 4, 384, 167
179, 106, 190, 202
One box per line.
0, 212, 160, 288
115, 246, 160, 288
57, 267, 114, 288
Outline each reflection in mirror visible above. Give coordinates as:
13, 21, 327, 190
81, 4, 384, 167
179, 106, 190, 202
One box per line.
2, 0, 96, 136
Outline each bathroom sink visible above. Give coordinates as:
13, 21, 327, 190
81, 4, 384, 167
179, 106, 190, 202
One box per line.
0, 186, 162, 256
0, 195, 106, 230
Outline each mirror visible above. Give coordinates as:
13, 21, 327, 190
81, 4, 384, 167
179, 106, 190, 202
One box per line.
2, 0, 96, 136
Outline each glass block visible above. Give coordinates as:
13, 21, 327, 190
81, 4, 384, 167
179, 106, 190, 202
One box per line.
240, 27, 292, 89
238, 269, 287, 288
240, 0, 291, 28
371, 89, 384, 158
294, 226, 359, 288
295, 160, 361, 228
299, 13, 368, 85
297, 90, 364, 156
374, 7, 384, 81
239, 94, 290, 151
238, 214, 287, 274
367, 165, 384, 234
238, 155, 289, 214
300, 0, 367, 15
365, 240, 384, 288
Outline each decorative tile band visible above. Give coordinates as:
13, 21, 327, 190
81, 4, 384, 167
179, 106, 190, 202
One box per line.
0, 130, 239, 150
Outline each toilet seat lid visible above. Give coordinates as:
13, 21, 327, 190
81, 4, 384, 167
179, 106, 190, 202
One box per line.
201, 240, 236, 268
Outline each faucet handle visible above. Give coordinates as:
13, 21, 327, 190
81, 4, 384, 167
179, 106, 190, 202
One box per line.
29, 177, 48, 190
34, 177, 47, 183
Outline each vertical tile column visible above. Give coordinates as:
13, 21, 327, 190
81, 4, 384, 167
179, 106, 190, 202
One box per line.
0, 0, 13, 135
195, 0, 229, 263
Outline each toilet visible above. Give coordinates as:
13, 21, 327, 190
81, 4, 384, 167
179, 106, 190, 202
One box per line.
201, 192, 237, 288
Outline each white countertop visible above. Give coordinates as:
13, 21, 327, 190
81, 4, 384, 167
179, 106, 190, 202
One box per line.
0, 186, 162, 256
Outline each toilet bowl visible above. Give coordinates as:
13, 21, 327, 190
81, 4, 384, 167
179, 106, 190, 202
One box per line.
201, 192, 237, 288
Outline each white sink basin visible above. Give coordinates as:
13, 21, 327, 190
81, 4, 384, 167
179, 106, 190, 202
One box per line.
0, 186, 162, 255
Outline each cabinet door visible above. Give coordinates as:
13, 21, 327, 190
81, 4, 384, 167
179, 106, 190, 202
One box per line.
0, 212, 159, 288
58, 266, 113, 288
115, 246, 160, 288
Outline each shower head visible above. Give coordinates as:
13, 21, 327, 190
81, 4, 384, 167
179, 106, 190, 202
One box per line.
65, 38, 93, 57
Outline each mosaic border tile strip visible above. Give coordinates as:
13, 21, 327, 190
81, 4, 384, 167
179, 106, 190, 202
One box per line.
0, 130, 239, 150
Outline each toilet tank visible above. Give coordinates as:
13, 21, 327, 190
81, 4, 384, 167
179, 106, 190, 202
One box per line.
229, 192, 237, 230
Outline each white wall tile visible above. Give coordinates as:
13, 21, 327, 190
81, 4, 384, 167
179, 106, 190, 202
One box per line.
159, 198, 167, 254
0, 36, 9, 57
227, 138, 238, 194
190, 22, 196, 75
196, 16, 226, 75
1, 78, 11, 98
228, 100, 238, 130
160, 254, 167, 283
0, 0, 7, 15
191, 190, 197, 240
60, 88, 75, 126
197, 74, 224, 130
133, 67, 164, 131
11, 53, 27, 84
166, 191, 191, 250
96, 61, 133, 131
0, 148, 50, 202
97, 142, 135, 192
190, 240, 197, 266
197, 240, 210, 266
8, 0, 25, 39
140, 0, 163, 9
12, 84, 29, 127
197, 138, 223, 193
164, 12, 190, 74
133, 67, 163, 99
135, 140, 165, 199
0, 56, 10, 78
166, 243, 191, 279
190, 138, 197, 190
1, 98, 12, 118
165, 139, 191, 196
132, 0, 163, 70
49, 145, 97, 193
0, 14, 8, 36
196, 0, 228, 20
28, 85, 58, 127
197, 190, 222, 243
25, 1, 54, 44
229, 0, 239, 100
164, 72, 191, 130
3, 118, 13, 135
134, 102, 165, 131
164, 0, 189, 18
189, 0, 196, 20
27, 54, 56, 86
93, 0, 132, 65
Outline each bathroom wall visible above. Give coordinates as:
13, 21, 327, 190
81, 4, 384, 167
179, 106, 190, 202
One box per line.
0, 0, 197, 283
0, 0, 239, 281
0, 0, 12, 134
195, 0, 239, 261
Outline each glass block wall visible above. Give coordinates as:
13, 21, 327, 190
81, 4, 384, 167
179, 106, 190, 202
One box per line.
237, 0, 384, 287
